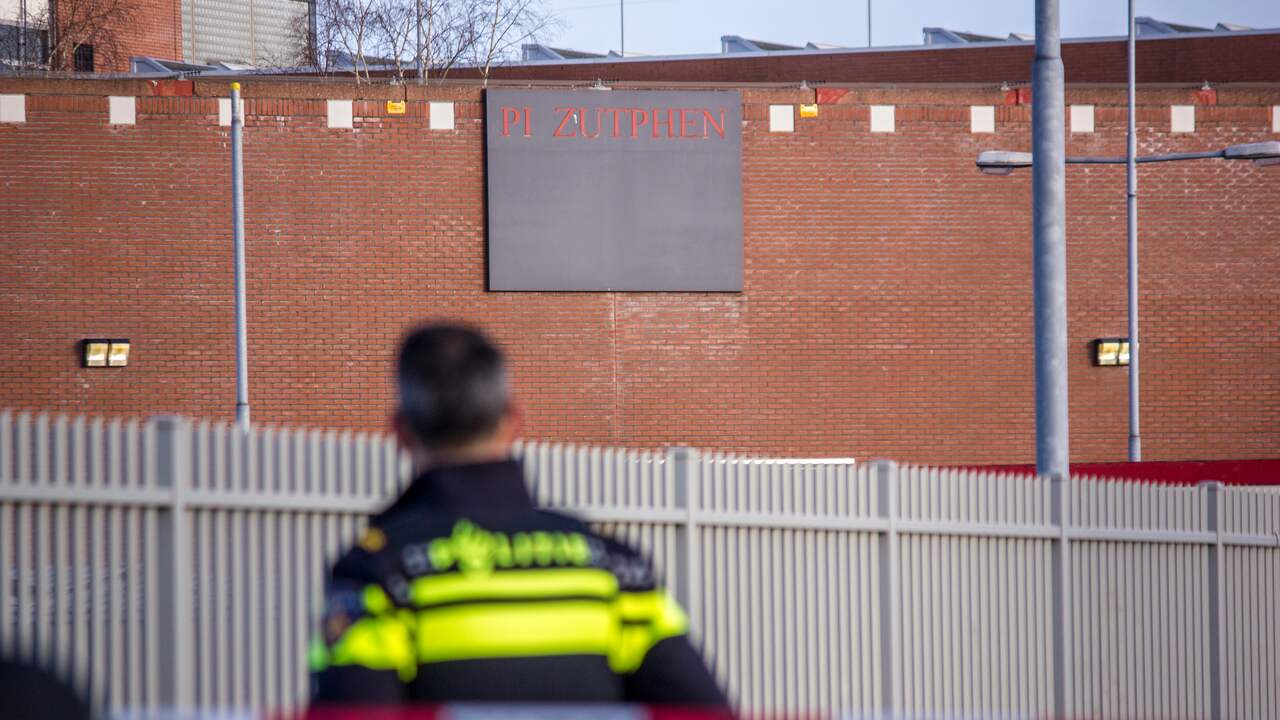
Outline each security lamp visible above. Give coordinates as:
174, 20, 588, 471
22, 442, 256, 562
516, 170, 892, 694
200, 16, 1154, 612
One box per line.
976, 150, 1033, 175
1222, 141, 1280, 161
1093, 338, 1130, 367
82, 339, 130, 368
82, 340, 109, 367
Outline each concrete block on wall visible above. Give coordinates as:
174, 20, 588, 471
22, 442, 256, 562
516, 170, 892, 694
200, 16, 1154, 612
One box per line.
1171, 105, 1195, 133
109, 96, 136, 125
218, 98, 245, 127
870, 105, 895, 133
769, 104, 794, 133
0, 94, 25, 123
971, 105, 995, 133
429, 102, 454, 130
328, 99, 353, 129
1070, 105, 1094, 133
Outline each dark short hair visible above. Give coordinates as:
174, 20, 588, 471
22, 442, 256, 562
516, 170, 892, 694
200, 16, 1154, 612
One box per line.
397, 324, 510, 449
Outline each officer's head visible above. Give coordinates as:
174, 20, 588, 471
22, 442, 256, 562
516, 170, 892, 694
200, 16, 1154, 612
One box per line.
394, 323, 522, 466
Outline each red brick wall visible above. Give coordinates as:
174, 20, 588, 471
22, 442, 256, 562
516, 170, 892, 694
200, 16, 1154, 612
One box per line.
52, 0, 183, 71
1, 78, 1278, 464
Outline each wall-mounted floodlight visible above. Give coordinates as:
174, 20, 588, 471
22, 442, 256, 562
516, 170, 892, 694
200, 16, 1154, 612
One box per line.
82, 339, 130, 368
1093, 338, 1130, 367
976, 150, 1032, 175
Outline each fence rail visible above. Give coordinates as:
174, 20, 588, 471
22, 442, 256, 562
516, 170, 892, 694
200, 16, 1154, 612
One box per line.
1, 411, 1278, 718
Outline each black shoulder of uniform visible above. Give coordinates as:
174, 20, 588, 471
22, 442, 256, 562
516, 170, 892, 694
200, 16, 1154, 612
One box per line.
592, 531, 661, 593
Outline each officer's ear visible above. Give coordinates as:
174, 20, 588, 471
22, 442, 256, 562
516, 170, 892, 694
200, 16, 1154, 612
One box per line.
497, 397, 524, 447
391, 410, 421, 454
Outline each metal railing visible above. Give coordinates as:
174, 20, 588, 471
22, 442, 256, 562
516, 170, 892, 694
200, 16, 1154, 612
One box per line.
1, 411, 1278, 718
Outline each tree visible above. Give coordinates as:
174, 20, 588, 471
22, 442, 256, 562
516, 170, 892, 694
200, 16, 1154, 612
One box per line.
296, 0, 558, 84
466, 0, 557, 84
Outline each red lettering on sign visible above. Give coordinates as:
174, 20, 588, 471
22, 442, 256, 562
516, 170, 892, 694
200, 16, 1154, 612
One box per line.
501, 107, 521, 137
629, 109, 647, 138
609, 108, 623, 137
679, 109, 701, 138
580, 107, 602, 139
704, 109, 725, 139
652, 108, 674, 138
553, 107, 577, 138
523, 107, 532, 137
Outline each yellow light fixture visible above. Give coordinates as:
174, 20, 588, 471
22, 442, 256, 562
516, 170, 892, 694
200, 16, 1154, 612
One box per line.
83, 340, 109, 367
108, 341, 130, 367
82, 338, 130, 368
1093, 338, 1130, 367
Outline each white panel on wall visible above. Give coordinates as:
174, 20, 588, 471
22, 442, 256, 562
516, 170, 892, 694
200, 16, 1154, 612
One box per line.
108, 96, 136, 125
971, 105, 995, 133
870, 105, 895, 133
327, 99, 353, 129
1272, 106, 1279, 133
1171, 105, 1196, 133
218, 97, 245, 127
1070, 104, 1095, 133
769, 104, 794, 133
0, 94, 25, 123
429, 102, 454, 130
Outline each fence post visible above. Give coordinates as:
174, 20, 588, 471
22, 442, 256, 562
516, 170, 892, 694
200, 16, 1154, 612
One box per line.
872, 460, 899, 720
669, 447, 701, 633
152, 416, 194, 709
1200, 480, 1225, 720
1049, 473, 1072, 719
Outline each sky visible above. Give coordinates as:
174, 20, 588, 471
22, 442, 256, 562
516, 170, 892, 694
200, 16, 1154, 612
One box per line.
538, 0, 1280, 56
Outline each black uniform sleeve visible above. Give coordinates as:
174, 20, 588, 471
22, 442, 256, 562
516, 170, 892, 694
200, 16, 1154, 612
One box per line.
309, 537, 414, 706
624, 635, 729, 707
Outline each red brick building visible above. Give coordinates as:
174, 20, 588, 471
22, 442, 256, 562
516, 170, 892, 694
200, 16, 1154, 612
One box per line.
1, 32, 1278, 464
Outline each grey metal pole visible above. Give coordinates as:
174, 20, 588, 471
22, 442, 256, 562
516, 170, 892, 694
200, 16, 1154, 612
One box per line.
416, 0, 425, 84
230, 83, 250, 429
867, 0, 872, 48
1032, 0, 1069, 479
1126, 0, 1141, 461
620, 0, 624, 56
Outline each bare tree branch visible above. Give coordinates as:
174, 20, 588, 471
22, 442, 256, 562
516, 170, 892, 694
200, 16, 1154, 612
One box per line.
290, 0, 557, 84
1, 0, 140, 72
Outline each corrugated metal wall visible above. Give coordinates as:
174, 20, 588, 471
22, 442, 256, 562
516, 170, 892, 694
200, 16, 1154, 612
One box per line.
2, 411, 1279, 717
183, 0, 307, 66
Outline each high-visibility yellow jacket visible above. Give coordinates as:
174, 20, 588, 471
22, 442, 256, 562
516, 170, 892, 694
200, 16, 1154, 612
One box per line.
310, 459, 727, 706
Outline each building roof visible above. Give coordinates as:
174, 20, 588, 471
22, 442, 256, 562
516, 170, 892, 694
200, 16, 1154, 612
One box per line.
922, 27, 1003, 45
521, 44, 607, 62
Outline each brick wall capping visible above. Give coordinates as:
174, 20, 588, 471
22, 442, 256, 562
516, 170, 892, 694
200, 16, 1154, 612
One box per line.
0, 76, 157, 96
404, 85, 485, 102
3, 75, 1276, 109
190, 78, 404, 100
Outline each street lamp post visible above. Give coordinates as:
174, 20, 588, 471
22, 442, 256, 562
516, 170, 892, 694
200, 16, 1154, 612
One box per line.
1126, 0, 1139, 461
231, 83, 250, 430
1031, 0, 1069, 479
976, 140, 1280, 459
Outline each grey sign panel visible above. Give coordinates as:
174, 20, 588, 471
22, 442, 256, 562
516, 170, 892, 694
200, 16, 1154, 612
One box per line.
486, 89, 743, 291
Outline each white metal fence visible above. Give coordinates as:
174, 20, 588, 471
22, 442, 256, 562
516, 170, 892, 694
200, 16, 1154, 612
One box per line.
1, 411, 1278, 718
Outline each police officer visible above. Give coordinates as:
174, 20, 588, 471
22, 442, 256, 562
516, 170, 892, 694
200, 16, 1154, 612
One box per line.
310, 324, 727, 706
